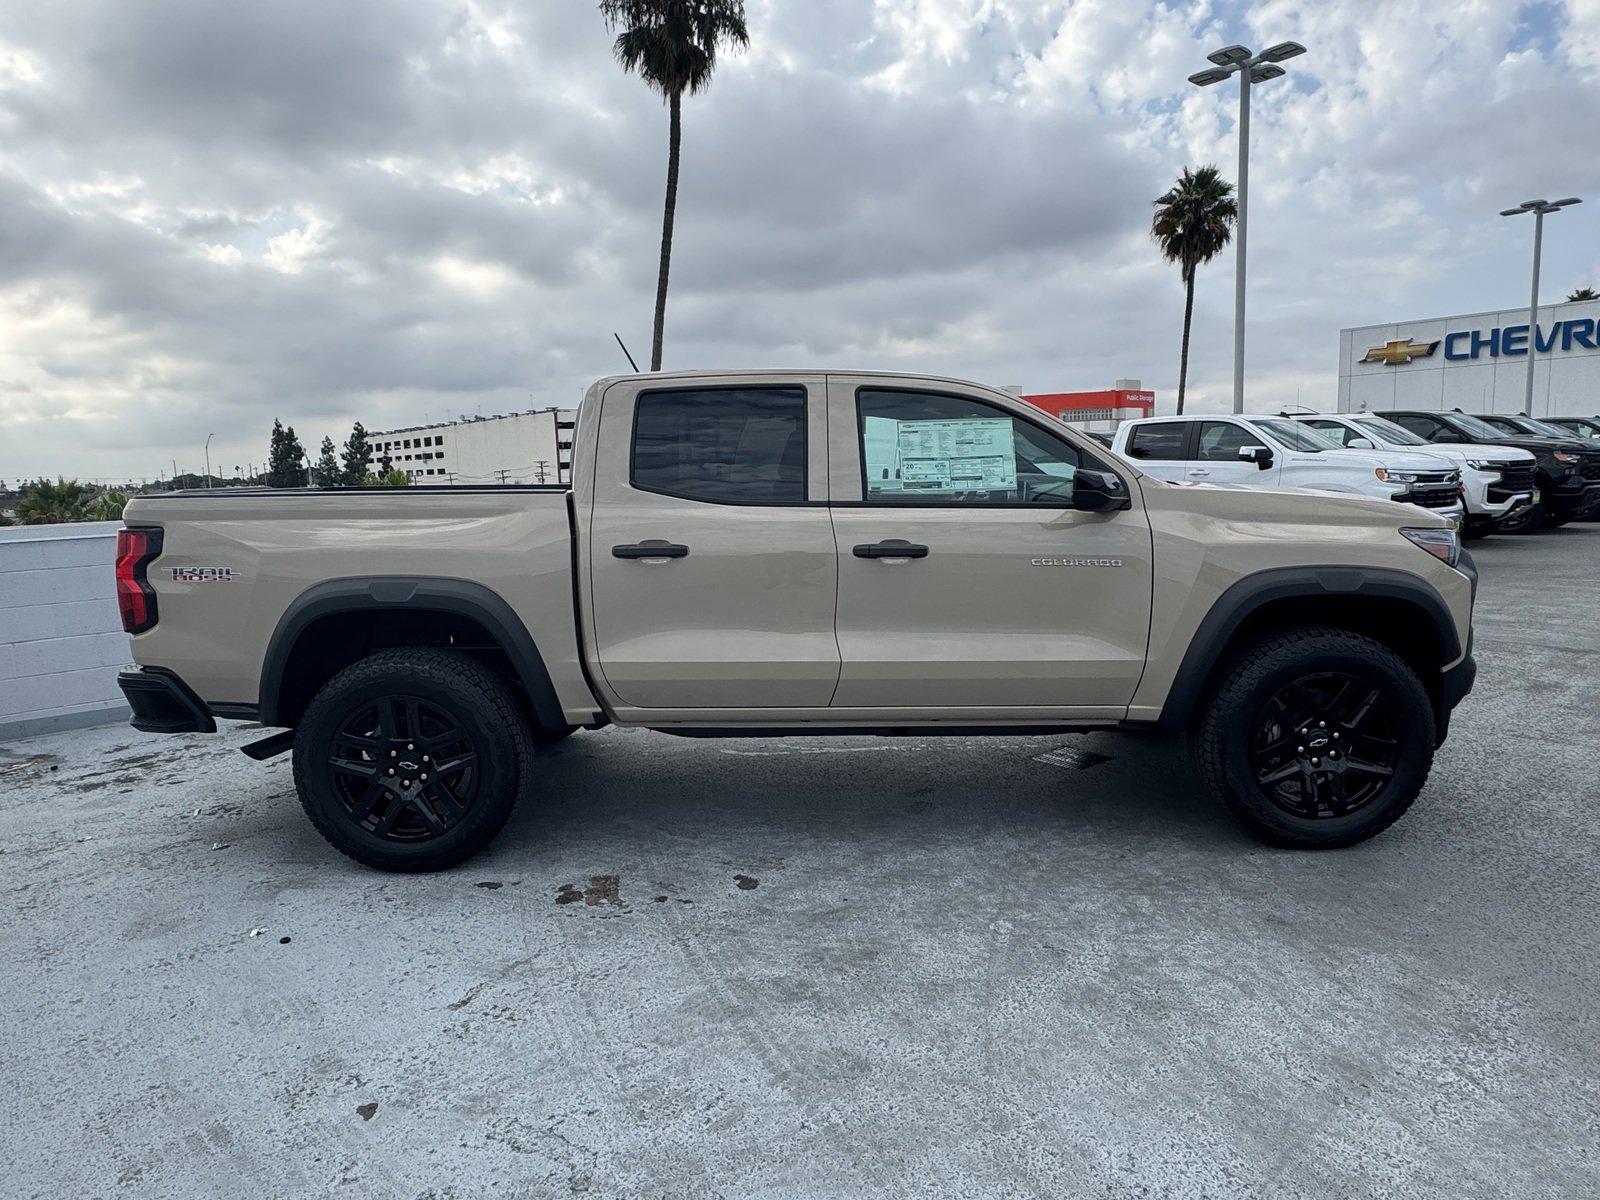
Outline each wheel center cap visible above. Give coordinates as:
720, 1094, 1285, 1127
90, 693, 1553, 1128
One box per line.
1306, 731, 1331, 752
398, 760, 419, 771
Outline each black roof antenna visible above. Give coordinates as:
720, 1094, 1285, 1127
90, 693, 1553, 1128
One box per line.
613, 332, 640, 373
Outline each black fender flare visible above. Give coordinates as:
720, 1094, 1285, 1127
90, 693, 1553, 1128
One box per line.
258, 577, 565, 731
1155, 565, 1463, 731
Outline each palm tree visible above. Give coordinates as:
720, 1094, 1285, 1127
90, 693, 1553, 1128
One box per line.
600, 0, 749, 371
1152, 166, 1238, 415
15, 477, 92, 524
87, 490, 129, 522
1567, 287, 1598, 302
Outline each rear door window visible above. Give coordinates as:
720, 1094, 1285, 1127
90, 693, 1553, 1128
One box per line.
1124, 423, 1191, 461
631, 387, 807, 504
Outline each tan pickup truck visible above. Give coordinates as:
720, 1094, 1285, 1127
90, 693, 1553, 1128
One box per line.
116, 370, 1477, 869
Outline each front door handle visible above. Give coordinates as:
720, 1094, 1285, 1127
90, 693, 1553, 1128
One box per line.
853, 539, 929, 560
613, 540, 689, 560
1187, 468, 1211, 478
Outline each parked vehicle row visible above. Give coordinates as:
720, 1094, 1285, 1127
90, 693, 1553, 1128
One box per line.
1383, 410, 1600, 529
1108, 406, 1600, 536
115, 370, 1477, 868
1111, 413, 1473, 527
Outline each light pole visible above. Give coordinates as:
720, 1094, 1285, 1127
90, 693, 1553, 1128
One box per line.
204, 433, 215, 488
1188, 40, 1306, 413
1499, 197, 1581, 416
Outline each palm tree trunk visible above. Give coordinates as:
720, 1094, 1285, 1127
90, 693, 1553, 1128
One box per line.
1176, 268, 1195, 416
650, 90, 682, 372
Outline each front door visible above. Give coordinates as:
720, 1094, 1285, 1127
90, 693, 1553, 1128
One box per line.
827, 379, 1154, 711
584, 376, 840, 711
1189, 419, 1280, 487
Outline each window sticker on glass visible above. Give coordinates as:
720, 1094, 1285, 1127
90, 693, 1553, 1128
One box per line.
880, 417, 1018, 495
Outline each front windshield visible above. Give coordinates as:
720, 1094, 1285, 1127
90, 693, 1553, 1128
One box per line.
1449, 413, 1510, 439
1355, 416, 1427, 446
1254, 418, 1340, 452
1518, 417, 1575, 438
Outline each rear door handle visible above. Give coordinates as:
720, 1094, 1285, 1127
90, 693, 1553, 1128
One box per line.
853, 540, 929, 560
1187, 468, 1211, 478
613, 540, 689, 560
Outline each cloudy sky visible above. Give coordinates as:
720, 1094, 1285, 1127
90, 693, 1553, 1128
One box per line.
2, 0, 1598, 483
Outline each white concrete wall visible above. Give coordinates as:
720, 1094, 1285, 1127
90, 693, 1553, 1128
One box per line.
1, 522, 130, 743
1339, 298, 1600, 417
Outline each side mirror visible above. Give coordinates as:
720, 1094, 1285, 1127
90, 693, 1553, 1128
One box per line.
1347, 436, 1375, 450
1430, 430, 1461, 443
1072, 470, 1132, 512
1238, 445, 1274, 470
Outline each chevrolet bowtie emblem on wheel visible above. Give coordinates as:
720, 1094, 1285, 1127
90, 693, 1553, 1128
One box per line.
1361, 338, 1440, 366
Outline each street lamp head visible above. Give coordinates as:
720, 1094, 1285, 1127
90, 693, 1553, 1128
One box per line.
1248, 63, 1287, 83
1519, 199, 1547, 209
1188, 67, 1234, 86
1551, 197, 1582, 208
1207, 44, 1253, 66
1499, 207, 1529, 217
1257, 41, 1307, 63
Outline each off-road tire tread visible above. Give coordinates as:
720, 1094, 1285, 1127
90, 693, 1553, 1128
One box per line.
1189, 626, 1434, 849
292, 648, 536, 872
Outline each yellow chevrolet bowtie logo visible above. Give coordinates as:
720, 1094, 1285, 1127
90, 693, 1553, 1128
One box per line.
1362, 338, 1440, 365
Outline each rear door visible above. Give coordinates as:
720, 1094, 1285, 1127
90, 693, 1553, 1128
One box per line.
1120, 420, 1191, 482
582, 375, 840, 711
826, 378, 1153, 711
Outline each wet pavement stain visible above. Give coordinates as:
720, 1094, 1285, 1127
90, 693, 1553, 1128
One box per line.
734, 875, 759, 891
556, 876, 622, 906
356, 1102, 378, 1121
475, 881, 504, 890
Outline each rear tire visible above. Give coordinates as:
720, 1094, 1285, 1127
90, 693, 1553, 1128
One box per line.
1189, 627, 1435, 849
291, 649, 535, 872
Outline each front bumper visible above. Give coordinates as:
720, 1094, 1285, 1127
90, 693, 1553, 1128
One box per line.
118, 667, 217, 734
1545, 478, 1600, 517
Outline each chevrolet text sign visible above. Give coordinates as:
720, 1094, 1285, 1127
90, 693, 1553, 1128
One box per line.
1439, 317, 1598, 361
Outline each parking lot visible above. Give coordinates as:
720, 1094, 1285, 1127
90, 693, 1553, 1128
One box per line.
3, 526, 1597, 1199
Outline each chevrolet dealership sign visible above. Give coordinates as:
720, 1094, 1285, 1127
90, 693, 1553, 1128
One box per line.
1362, 317, 1600, 366
1339, 298, 1600, 419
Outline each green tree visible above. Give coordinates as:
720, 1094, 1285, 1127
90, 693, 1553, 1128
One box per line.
340, 422, 373, 486
312, 435, 339, 486
267, 419, 308, 488
363, 468, 411, 487
87, 489, 129, 522
600, 0, 749, 371
15, 477, 92, 524
1567, 287, 1598, 302
1152, 165, 1238, 415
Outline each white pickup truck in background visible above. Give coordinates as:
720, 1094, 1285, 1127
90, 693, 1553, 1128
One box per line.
1113, 413, 1466, 523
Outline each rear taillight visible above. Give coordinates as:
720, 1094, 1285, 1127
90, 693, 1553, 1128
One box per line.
116, 527, 163, 634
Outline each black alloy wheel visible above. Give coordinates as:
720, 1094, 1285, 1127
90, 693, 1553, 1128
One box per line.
1247, 672, 1400, 820
327, 696, 481, 842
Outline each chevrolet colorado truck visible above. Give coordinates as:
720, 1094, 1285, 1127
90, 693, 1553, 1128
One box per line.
116, 371, 1478, 870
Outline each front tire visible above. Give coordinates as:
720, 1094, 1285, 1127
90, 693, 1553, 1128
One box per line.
291, 649, 534, 872
1189, 628, 1435, 849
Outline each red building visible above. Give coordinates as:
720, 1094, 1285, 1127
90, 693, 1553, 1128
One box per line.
1020, 380, 1155, 427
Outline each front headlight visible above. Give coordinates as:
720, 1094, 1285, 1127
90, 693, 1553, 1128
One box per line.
1464, 459, 1499, 471
1554, 451, 1579, 463
1376, 468, 1418, 483
1401, 526, 1461, 568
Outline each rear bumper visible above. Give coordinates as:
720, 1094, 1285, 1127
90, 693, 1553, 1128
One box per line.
117, 667, 217, 734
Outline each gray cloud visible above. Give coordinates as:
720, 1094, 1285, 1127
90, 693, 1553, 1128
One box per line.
2, 0, 1598, 482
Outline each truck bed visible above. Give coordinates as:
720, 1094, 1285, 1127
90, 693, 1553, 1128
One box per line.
122, 486, 600, 727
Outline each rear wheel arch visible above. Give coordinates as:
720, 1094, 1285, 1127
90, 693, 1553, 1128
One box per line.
259, 577, 566, 733
1157, 567, 1461, 732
